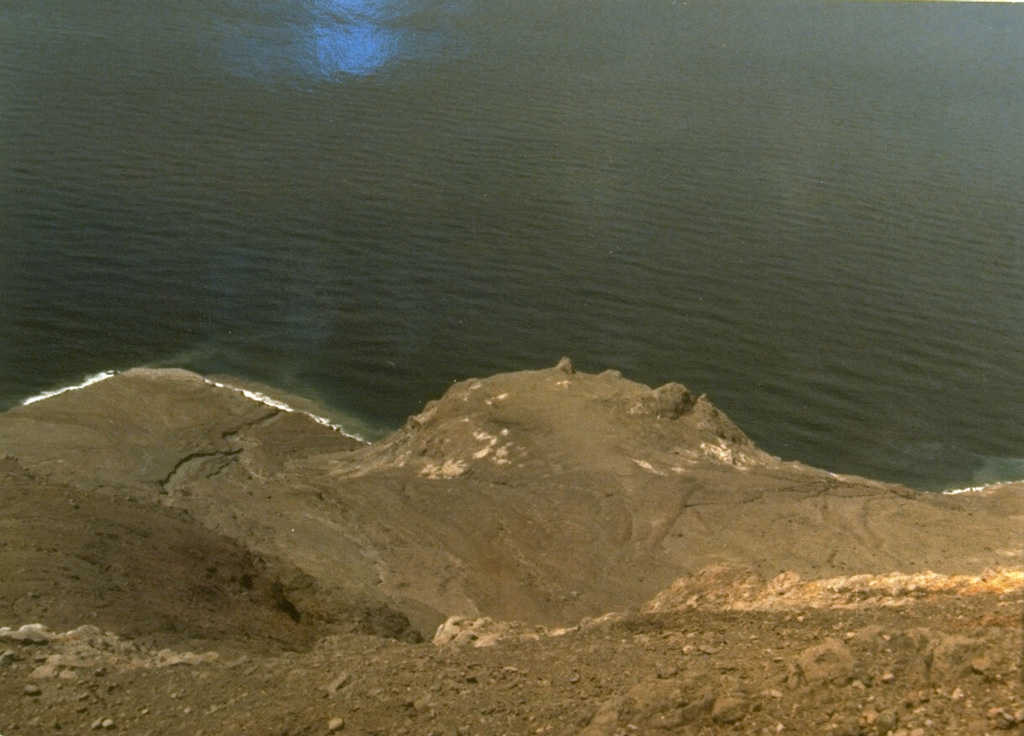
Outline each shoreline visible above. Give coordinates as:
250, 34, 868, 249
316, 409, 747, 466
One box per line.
942, 481, 1021, 495
19, 370, 119, 406
1, 361, 1021, 658
18, 368, 367, 443
12, 366, 1021, 494
200, 377, 366, 442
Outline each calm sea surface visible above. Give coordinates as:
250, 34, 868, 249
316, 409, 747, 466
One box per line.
2, 0, 1022, 490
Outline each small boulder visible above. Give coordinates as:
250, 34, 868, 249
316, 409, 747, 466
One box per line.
796, 638, 855, 685
0, 624, 52, 645
929, 635, 990, 681
29, 663, 60, 679
324, 671, 352, 694
433, 616, 544, 648
711, 695, 749, 724
629, 383, 696, 419
652, 383, 697, 418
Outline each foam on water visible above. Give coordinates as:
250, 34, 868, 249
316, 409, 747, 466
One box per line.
942, 482, 1020, 496
17, 369, 365, 443
20, 371, 118, 406
942, 474, 1024, 497
943, 485, 993, 495
202, 378, 365, 442
941, 454, 1024, 494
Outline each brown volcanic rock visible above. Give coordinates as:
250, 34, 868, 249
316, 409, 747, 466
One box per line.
2, 586, 1020, 736
0, 360, 1022, 736
0, 455, 314, 651
0, 368, 361, 495
0, 360, 1021, 637
308, 361, 1022, 626
644, 564, 1024, 613
0, 370, 413, 642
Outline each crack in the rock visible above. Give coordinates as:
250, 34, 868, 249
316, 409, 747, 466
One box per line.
219, 408, 281, 442
159, 449, 243, 491
157, 411, 283, 493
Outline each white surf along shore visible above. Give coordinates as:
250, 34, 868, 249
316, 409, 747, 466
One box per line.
202, 377, 365, 441
18, 369, 365, 442
20, 371, 118, 406
15, 369, 1022, 491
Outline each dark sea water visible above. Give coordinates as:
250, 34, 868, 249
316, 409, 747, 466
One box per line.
2, 0, 1022, 490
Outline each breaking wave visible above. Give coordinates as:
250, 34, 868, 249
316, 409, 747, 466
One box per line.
942, 460, 1024, 495
944, 456, 1024, 494
202, 378, 365, 441
20, 371, 118, 406
18, 369, 365, 442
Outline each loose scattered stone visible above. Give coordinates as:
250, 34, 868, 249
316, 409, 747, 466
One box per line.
578, 707, 619, 736
828, 715, 862, 736
325, 671, 352, 694
929, 635, 989, 680
989, 707, 1019, 730
29, 663, 60, 679
655, 663, 679, 679
873, 709, 899, 734
327, 716, 346, 732
155, 648, 220, 667
24, 683, 43, 696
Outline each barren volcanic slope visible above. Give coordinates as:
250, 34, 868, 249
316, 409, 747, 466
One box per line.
0, 360, 1021, 735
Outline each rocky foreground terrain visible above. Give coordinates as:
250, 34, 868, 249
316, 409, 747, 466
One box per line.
0, 359, 1021, 735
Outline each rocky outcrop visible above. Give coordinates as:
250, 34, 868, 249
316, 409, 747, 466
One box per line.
644, 563, 1024, 613
4, 580, 1019, 736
